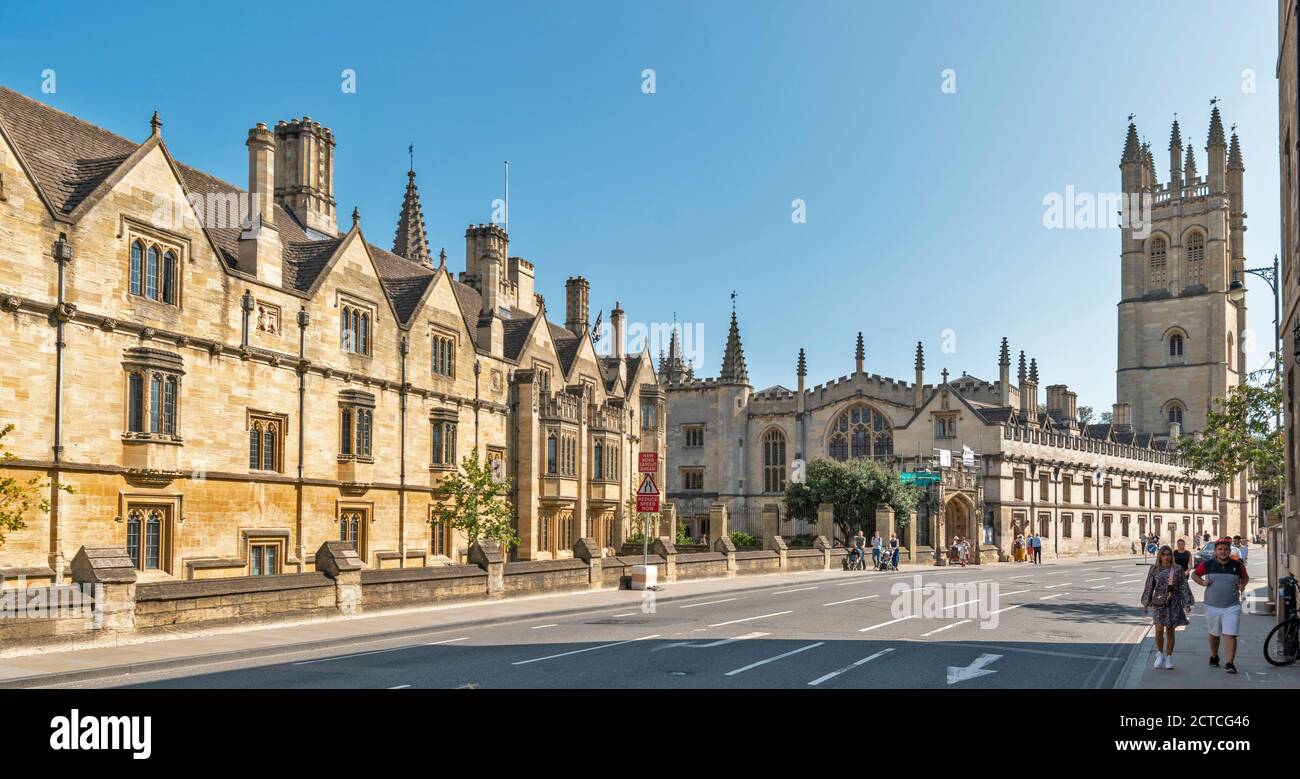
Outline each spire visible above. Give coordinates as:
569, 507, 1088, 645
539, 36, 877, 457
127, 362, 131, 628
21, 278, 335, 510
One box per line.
1142, 140, 1157, 184
1169, 116, 1184, 187
914, 341, 925, 371
1169, 117, 1182, 150
150, 111, 163, 137
719, 310, 749, 384
1183, 142, 1198, 181
1029, 358, 1039, 384
1121, 121, 1141, 163
1207, 103, 1226, 147
797, 348, 807, 378
998, 337, 1010, 367
854, 331, 865, 372
1017, 350, 1027, 383
1228, 132, 1244, 170
393, 169, 431, 263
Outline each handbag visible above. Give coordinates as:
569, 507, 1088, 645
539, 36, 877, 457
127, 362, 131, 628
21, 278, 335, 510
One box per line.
1148, 567, 1175, 607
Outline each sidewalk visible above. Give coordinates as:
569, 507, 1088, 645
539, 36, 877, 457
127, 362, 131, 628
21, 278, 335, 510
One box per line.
1125, 581, 1300, 689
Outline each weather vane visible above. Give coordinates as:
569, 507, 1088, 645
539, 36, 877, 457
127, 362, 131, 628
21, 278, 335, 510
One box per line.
730, 291, 737, 313
1211, 96, 1219, 106
1127, 113, 1134, 123
408, 143, 414, 171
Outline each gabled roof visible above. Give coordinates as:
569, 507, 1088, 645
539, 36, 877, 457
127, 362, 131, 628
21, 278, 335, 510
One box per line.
367, 243, 437, 326
549, 322, 582, 374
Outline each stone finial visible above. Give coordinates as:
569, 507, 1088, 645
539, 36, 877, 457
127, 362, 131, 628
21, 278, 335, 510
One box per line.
1029, 357, 1039, 384
314, 541, 363, 578
855, 332, 865, 362
719, 310, 749, 384
1228, 133, 1244, 171
1169, 116, 1182, 150
999, 336, 1010, 367
393, 168, 431, 263
941, 367, 949, 384
1183, 142, 1198, 180
150, 111, 162, 137
914, 341, 924, 371
797, 348, 807, 378
351, 207, 360, 228
1121, 120, 1141, 163
1017, 350, 1027, 383
1207, 103, 1226, 147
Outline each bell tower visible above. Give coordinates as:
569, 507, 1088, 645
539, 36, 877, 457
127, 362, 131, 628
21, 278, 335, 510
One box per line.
1116, 105, 1245, 437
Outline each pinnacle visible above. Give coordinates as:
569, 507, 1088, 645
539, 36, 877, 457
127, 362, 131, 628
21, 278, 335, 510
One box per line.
1169, 117, 1182, 150
1228, 132, 1244, 171
1122, 122, 1141, 163
1207, 105, 1226, 147
393, 168, 431, 263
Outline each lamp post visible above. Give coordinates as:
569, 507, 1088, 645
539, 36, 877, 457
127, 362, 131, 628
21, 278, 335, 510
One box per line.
1094, 464, 1106, 557
1228, 255, 1280, 426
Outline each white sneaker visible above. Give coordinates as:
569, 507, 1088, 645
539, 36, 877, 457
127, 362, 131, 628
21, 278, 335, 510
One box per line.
1163, 655, 1175, 670
1153, 651, 1165, 668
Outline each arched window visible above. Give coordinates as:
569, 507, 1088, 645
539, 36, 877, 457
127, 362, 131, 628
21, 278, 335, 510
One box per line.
1185, 232, 1205, 286
827, 404, 893, 461
162, 250, 177, 304
763, 429, 787, 493
130, 241, 144, 296
359, 313, 369, 355
249, 423, 261, 469
1167, 403, 1184, 425
149, 374, 163, 433
1149, 236, 1168, 289
145, 510, 162, 570
145, 245, 160, 300
126, 509, 142, 568
263, 423, 276, 470
1169, 333, 1184, 357
340, 408, 353, 455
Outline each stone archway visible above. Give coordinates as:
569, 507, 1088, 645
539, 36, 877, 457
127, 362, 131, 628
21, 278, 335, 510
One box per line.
942, 493, 976, 551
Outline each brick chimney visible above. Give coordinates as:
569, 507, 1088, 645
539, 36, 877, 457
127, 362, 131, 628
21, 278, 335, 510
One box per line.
565, 277, 590, 336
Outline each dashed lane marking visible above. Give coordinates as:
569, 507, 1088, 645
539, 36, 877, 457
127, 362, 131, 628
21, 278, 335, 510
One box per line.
708, 611, 793, 628
724, 642, 825, 676
511, 634, 661, 666
679, 598, 741, 609
859, 615, 919, 633
807, 648, 896, 686
822, 594, 880, 607
921, 620, 971, 637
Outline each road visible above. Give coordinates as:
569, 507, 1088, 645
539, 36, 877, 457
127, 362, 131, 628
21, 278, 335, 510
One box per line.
81, 556, 1154, 689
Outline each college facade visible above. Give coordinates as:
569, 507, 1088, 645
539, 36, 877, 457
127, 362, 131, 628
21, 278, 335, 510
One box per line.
0, 86, 665, 585
664, 106, 1257, 561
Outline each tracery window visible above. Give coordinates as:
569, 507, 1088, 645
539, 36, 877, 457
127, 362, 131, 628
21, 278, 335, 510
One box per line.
248, 414, 284, 471
128, 237, 178, 304
1149, 236, 1168, 289
1185, 232, 1205, 286
763, 429, 787, 494
827, 404, 893, 461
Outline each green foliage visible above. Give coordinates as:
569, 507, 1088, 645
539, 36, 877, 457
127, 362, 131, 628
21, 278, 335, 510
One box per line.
783, 457, 919, 538
1077, 406, 1095, 427
675, 518, 693, 546
429, 452, 519, 548
729, 530, 760, 548
0, 424, 72, 547
1175, 375, 1284, 517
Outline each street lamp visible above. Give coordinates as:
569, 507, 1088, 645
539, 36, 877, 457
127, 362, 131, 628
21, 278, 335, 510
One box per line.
1093, 463, 1106, 556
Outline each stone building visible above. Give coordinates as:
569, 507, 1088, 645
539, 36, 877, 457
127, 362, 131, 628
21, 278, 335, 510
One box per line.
1280, 0, 1300, 586
0, 86, 665, 584
663, 107, 1256, 561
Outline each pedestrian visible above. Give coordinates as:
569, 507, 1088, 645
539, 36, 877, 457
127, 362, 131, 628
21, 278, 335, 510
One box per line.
889, 533, 901, 570
1139, 533, 1148, 562
1238, 538, 1250, 563
870, 530, 883, 569
1030, 532, 1043, 564
1172, 538, 1191, 575
959, 536, 971, 566
1191, 538, 1250, 674
1142, 545, 1194, 670
1013, 534, 1026, 562
851, 530, 867, 569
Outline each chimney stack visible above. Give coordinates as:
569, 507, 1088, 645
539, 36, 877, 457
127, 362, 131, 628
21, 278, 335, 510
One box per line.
238, 123, 282, 286
273, 117, 337, 236
913, 342, 925, 408
565, 277, 590, 336
611, 302, 626, 359
1112, 402, 1133, 428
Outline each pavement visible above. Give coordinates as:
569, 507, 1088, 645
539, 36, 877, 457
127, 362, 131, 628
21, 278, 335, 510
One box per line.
1123, 580, 1300, 690
0, 554, 1198, 689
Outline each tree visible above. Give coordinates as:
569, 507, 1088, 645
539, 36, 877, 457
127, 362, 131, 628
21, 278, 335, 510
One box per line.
0, 424, 71, 547
1175, 375, 1283, 517
783, 457, 919, 539
430, 452, 519, 548
1077, 406, 1095, 428
1100, 411, 1113, 424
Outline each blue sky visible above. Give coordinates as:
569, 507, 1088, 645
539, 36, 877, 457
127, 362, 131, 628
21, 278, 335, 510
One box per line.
0, 0, 1280, 410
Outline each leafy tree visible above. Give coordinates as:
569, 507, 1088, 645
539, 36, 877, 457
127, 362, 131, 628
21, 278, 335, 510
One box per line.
1100, 411, 1113, 424
1077, 406, 1095, 428
1175, 375, 1283, 517
0, 424, 71, 547
430, 452, 519, 548
783, 457, 919, 539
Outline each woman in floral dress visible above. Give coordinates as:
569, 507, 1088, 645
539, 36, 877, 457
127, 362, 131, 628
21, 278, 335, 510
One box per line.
1141, 545, 1195, 671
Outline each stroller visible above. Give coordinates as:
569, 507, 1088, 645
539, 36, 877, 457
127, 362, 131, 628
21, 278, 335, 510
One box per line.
845, 546, 868, 571
877, 547, 897, 572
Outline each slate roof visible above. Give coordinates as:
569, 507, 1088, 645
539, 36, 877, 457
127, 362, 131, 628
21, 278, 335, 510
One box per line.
0, 85, 591, 369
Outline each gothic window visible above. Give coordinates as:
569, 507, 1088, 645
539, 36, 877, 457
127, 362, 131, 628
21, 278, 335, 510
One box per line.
1149, 236, 1168, 289
1169, 333, 1184, 357
127, 372, 144, 432
1167, 403, 1184, 426
684, 425, 704, 447
762, 429, 786, 494
1185, 232, 1205, 285
140, 373, 177, 433
341, 303, 372, 355
827, 404, 893, 461
128, 236, 179, 305
125, 505, 169, 572
431, 419, 457, 467
339, 396, 374, 458
249, 540, 282, 576
683, 468, 704, 490
248, 415, 284, 472
641, 399, 657, 430
339, 508, 367, 557
431, 517, 448, 558
546, 433, 558, 475
432, 332, 456, 378
593, 441, 604, 480
129, 240, 143, 296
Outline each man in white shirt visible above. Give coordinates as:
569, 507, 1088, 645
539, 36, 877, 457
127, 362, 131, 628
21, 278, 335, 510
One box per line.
870, 532, 883, 568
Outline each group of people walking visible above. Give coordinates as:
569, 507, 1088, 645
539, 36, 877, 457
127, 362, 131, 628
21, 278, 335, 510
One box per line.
1141, 536, 1250, 674
1012, 533, 1044, 564
847, 530, 901, 571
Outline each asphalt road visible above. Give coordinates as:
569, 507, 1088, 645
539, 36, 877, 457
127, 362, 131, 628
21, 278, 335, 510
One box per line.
97, 557, 1154, 689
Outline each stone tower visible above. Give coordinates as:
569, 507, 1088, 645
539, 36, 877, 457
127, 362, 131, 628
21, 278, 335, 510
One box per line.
1116, 107, 1246, 436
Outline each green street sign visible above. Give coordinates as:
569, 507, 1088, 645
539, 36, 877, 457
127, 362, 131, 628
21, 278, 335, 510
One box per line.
902, 471, 940, 486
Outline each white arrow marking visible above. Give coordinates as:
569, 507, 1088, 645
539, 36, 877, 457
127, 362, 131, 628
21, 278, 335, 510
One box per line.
658, 631, 769, 650
947, 653, 1003, 685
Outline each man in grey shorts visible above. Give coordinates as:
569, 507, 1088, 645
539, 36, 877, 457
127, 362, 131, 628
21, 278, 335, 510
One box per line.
1191, 538, 1249, 674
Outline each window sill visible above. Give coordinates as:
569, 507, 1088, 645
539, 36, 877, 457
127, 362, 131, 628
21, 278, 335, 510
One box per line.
429, 464, 457, 472
337, 454, 375, 464
122, 433, 183, 445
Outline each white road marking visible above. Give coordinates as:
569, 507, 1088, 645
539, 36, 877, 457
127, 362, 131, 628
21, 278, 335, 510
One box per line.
990, 603, 1026, 615
681, 600, 743, 613
948, 653, 1002, 685
922, 620, 971, 637
822, 594, 881, 606
426, 637, 471, 646
1000, 590, 1029, 596
708, 611, 793, 628
530, 624, 558, 630
388, 684, 411, 689
1039, 593, 1066, 600
773, 586, 818, 594
859, 615, 919, 632
612, 612, 637, 617
942, 599, 981, 612
663, 631, 769, 649
1085, 577, 1112, 582
1044, 582, 1072, 589
836, 579, 877, 586
511, 634, 660, 665
807, 648, 896, 686
1088, 585, 1106, 590
724, 642, 824, 676
294, 638, 465, 665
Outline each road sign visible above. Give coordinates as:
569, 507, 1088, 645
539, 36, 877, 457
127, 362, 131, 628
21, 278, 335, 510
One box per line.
639, 452, 658, 474
637, 474, 660, 513
901, 470, 940, 486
